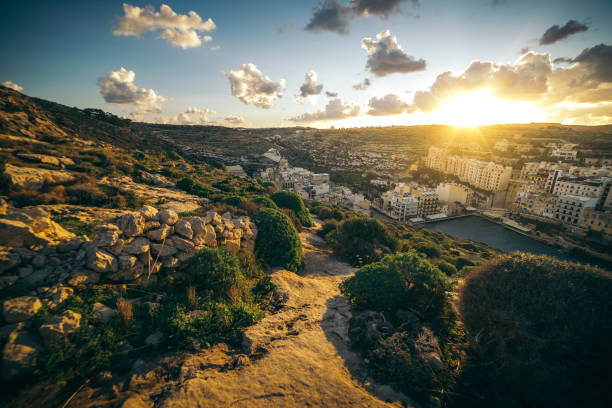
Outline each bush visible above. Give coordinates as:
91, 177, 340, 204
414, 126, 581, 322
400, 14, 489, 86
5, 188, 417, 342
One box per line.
250, 195, 279, 210
318, 219, 338, 238
186, 248, 248, 302
311, 205, 344, 221
459, 253, 612, 408
270, 191, 314, 227
223, 195, 246, 207
330, 218, 398, 266
341, 252, 452, 321
436, 260, 457, 276
414, 242, 441, 258
252, 208, 303, 272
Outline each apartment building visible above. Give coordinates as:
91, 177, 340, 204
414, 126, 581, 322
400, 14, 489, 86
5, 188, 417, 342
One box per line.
425, 146, 512, 192
554, 195, 597, 226
579, 209, 612, 236
549, 143, 578, 161
552, 178, 606, 198
435, 183, 473, 205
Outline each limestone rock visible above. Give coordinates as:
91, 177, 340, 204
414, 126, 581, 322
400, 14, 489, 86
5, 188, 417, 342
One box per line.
109, 238, 125, 256
174, 219, 193, 239
57, 235, 88, 253
46, 285, 74, 310
39, 310, 82, 344
119, 213, 145, 237
95, 230, 119, 248
144, 221, 160, 231
205, 211, 222, 225
119, 255, 138, 271
140, 205, 159, 221
87, 249, 118, 273
188, 217, 207, 234
0, 208, 74, 248
171, 236, 194, 252
147, 225, 172, 241
225, 239, 241, 254
124, 237, 150, 255
145, 330, 164, 347
93, 302, 113, 323
2, 296, 43, 323
161, 256, 179, 269
150, 243, 177, 257
2, 329, 40, 380
2, 163, 75, 187
67, 271, 100, 286
158, 210, 179, 225
0, 248, 21, 274
15, 153, 60, 166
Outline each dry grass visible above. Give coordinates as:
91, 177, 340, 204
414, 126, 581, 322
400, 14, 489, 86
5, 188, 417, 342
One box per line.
116, 297, 133, 327
187, 286, 198, 310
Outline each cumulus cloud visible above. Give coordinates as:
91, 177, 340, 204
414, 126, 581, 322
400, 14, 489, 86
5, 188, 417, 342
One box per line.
2, 80, 23, 92
289, 98, 360, 122
224, 115, 246, 125
298, 71, 324, 98
572, 43, 612, 82
155, 107, 216, 125
367, 93, 412, 115
306, 0, 418, 35
539, 20, 588, 45
114, 3, 216, 49
411, 52, 552, 112
362, 30, 426, 76
228, 63, 285, 109
97, 67, 165, 115
352, 78, 371, 90
326, 91, 338, 97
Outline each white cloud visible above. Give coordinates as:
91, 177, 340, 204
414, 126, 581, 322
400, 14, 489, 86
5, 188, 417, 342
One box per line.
97, 67, 165, 116
228, 63, 285, 108
362, 30, 426, 77
2, 80, 23, 92
289, 98, 361, 122
224, 115, 246, 125
352, 78, 371, 90
298, 71, 324, 99
155, 106, 217, 125
368, 93, 412, 116
114, 3, 216, 49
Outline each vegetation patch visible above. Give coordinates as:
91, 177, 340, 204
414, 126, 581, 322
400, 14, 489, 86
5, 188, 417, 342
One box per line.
252, 208, 303, 272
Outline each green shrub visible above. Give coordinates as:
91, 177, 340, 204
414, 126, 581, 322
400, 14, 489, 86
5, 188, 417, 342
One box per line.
436, 260, 457, 276
331, 218, 398, 266
340, 252, 452, 320
455, 257, 475, 270
415, 242, 441, 258
270, 191, 314, 227
223, 195, 246, 207
186, 248, 247, 302
311, 205, 345, 220
250, 196, 279, 210
459, 253, 612, 408
51, 216, 99, 237
252, 208, 303, 272
318, 219, 338, 238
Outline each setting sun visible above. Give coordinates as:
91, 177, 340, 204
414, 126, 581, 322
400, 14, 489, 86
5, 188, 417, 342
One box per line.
429, 90, 536, 127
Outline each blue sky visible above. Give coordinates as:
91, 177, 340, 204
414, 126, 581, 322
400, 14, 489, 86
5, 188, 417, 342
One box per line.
1, 0, 611, 127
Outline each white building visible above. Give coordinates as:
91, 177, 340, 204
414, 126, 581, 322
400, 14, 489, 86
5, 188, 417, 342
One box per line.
435, 183, 473, 205
550, 143, 578, 161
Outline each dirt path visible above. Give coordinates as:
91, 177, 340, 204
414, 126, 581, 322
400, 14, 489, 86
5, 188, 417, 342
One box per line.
156, 225, 413, 408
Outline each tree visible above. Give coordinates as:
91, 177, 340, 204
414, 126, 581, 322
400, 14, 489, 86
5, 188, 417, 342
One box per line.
252, 208, 303, 272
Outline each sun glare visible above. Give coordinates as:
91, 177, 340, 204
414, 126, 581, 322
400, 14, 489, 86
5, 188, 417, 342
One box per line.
430, 90, 536, 127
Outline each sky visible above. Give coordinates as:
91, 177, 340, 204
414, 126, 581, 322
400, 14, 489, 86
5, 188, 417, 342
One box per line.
1, 0, 611, 128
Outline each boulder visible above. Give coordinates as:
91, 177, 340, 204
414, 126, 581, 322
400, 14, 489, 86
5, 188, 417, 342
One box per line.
174, 220, 193, 239
87, 249, 118, 273
144, 221, 160, 231
123, 237, 150, 255
46, 285, 74, 310
204, 211, 222, 225
2, 329, 40, 380
145, 330, 164, 347
95, 230, 119, 248
0, 208, 74, 248
150, 243, 177, 257
0, 218, 52, 248
57, 235, 88, 253
2, 296, 43, 323
15, 153, 61, 166
171, 236, 195, 252
92, 302, 113, 323
147, 225, 172, 241
140, 205, 158, 221
23, 266, 53, 285
2, 163, 75, 187
222, 212, 232, 220
188, 217, 207, 234
31, 254, 46, 268
161, 256, 179, 269
0, 247, 21, 274
225, 239, 241, 254
158, 210, 179, 226
119, 213, 145, 237
39, 310, 82, 344
119, 255, 138, 271
193, 224, 216, 246
109, 238, 125, 256
67, 271, 100, 286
